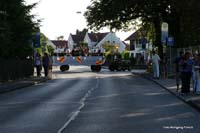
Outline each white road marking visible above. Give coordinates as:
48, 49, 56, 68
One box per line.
57, 77, 99, 133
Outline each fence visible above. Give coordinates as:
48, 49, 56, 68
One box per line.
0, 58, 34, 81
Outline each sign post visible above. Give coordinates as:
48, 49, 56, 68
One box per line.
168, 37, 174, 73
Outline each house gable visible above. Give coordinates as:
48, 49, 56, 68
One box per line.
85, 32, 109, 48
96, 33, 126, 53
51, 40, 68, 49
51, 40, 68, 53
84, 33, 93, 47
68, 34, 74, 50
125, 28, 147, 41
68, 34, 84, 50
71, 34, 84, 45
88, 32, 109, 43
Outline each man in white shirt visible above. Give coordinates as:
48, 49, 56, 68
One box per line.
152, 51, 161, 79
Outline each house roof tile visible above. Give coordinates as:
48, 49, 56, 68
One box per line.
51, 40, 68, 48
71, 34, 85, 44
88, 32, 109, 42
125, 28, 147, 41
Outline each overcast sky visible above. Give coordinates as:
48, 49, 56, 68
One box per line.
25, 0, 132, 40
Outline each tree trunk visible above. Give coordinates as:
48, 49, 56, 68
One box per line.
153, 18, 163, 58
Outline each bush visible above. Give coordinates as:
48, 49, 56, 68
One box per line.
122, 50, 130, 60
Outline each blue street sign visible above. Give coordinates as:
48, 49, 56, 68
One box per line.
168, 37, 174, 46
162, 31, 168, 44
33, 32, 40, 48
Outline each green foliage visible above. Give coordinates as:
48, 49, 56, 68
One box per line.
34, 33, 55, 56
79, 42, 88, 49
40, 33, 48, 43
85, 0, 200, 55
76, 28, 88, 37
105, 52, 112, 61
0, 0, 39, 59
121, 50, 130, 60
84, 0, 170, 55
170, 0, 200, 48
35, 47, 43, 56
57, 35, 64, 40
102, 42, 119, 52
46, 45, 55, 55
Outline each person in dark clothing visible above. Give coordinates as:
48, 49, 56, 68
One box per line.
180, 52, 193, 94
35, 52, 42, 77
162, 53, 168, 78
174, 51, 184, 91
42, 53, 50, 77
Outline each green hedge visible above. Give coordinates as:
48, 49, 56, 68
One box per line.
0, 58, 34, 81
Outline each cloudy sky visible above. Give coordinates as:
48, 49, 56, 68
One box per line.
25, 0, 132, 40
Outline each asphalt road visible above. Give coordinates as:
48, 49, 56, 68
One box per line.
0, 66, 200, 133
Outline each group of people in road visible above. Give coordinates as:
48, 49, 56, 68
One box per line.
35, 52, 52, 78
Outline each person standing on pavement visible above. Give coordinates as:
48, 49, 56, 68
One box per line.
180, 52, 193, 94
162, 53, 168, 78
193, 53, 200, 94
174, 51, 184, 91
152, 51, 161, 79
42, 53, 50, 77
48, 54, 53, 79
35, 52, 42, 77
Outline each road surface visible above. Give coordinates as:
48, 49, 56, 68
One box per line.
0, 66, 199, 133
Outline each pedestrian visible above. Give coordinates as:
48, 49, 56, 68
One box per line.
180, 52, 193, 94
35, 52, 42, 77
42, 53, 50, 77
152, 51, 161, 79
193, 53, 200, 94
192, 53, 197, 92
174, 51, 184, 91
162, 53, 168, 78
48, 54, 53, 79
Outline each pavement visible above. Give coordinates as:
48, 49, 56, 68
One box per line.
132, 69, 200, 112
0, 76, 50, 93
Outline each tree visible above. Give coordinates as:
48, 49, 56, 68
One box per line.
46, 45, 55, 56
35, 33, 55, 56
85, 0, 172, 56
102, 42, 118, 52
76, 28, 88, 37
170, 0, 200, 48
57, 35, 64, 40
85, 0, 200, 54
0, 0, 39, 59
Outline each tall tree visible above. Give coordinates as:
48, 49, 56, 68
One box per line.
76, 28, 88, 37
0, 0, 39, 59
171, 0, 200, 48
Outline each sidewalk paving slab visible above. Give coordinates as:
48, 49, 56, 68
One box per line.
132, 69, 200, 112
